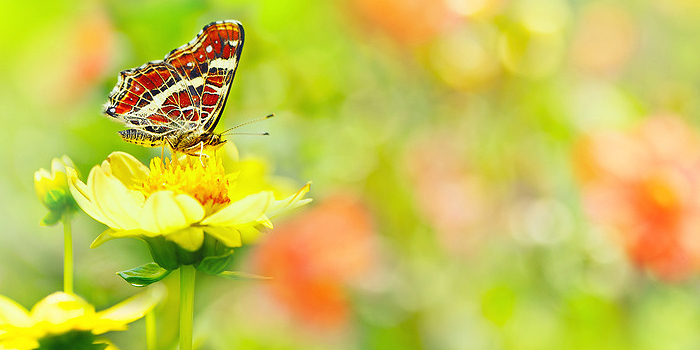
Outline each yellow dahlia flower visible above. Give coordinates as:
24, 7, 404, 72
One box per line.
0, 286, 164, 350
34, 156, 80, 226
66, 152, 311, 270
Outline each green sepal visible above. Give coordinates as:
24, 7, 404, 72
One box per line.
40, 210, 62, 227
144, 233, 236, 271
144, 236, 196, 270
218, 271, 272, 281
37, 330, 107, 350
196, 251, 235, 275
40, 188, 78, 220
42, 188, 68, 211
117, 262, 171, 287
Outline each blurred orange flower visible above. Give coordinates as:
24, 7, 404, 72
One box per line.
575, 115, 700, 280
569, 3, 639, 77
71, 10, 115, 94
20, 5, 116, 107
253, 196, 376, 329
349, 0, 460, 47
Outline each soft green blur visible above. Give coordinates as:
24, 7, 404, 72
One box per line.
4, 0, 700, 349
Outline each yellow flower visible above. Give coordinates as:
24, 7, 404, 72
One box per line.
67, 152, 311, 269
34, 156, 80, 226
0, 286, 164, 350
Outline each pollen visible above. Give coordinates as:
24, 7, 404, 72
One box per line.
137, 156, 235, 214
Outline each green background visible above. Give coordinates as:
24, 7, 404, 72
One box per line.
3, 0, 700, 349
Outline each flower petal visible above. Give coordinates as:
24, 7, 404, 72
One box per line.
256, 214, 273, 229
90, 229, 151, 248
0, 337, 38, 350
29, 292, 94, 329
90, 166, 144, 230
52, 156, 75, 174
104, 152, 150, 187
139, 191, 204, 234
93, 284, 165, 335
100, 340, 120, 350
166, 227, 204, 251
202, 192, 273, 226
239, 226, 262, 244
265, 182, 312, 219
67, 167, 115, 228
0, 295, 30, 327
33, 169, 55, 202
90, 229, 117, 249
202, 226, 242, 248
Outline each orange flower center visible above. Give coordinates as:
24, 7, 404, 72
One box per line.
137, 156, 234, 214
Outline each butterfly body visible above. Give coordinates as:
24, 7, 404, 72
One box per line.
117, 128, 225, 154
104, 20, 244, 156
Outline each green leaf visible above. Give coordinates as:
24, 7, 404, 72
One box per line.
117, 262, 170, 287
218, 271, 272, 281
195, 251, 234, 275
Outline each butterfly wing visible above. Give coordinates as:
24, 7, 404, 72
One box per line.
164, 20, 244, 133
104, 63, 193, 143
104, 20, 244, 145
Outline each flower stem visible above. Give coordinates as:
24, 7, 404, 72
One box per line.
63, 218, 74, 295
146, 308, 157, 350
179, 265, 196, 350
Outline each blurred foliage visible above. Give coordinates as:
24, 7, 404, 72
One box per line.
5, 0, 700, 349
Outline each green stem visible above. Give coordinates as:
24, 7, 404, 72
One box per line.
146, 308, 157, 350
63, 218, 73, 295
179, 265, 196, 350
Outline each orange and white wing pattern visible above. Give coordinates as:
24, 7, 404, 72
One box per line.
103, 20, 244, 148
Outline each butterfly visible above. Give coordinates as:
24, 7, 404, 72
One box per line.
104, 20, 244, 156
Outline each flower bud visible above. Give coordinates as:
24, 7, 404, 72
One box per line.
34, 156, 80, 226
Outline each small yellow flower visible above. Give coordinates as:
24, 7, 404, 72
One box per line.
34, 156, 80, 226
67, 152, 311, 269
0, 286, 164, 350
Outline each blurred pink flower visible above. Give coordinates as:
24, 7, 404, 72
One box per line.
405, 132, 489, 255
575, 115, 700, 280
252, 196, 376, 328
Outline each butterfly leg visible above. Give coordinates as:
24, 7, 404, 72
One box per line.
165, 138, 181, 165
198, 141, 207, 166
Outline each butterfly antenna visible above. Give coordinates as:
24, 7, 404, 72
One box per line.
221, 113, 274, 135
229, 132, 270, 136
